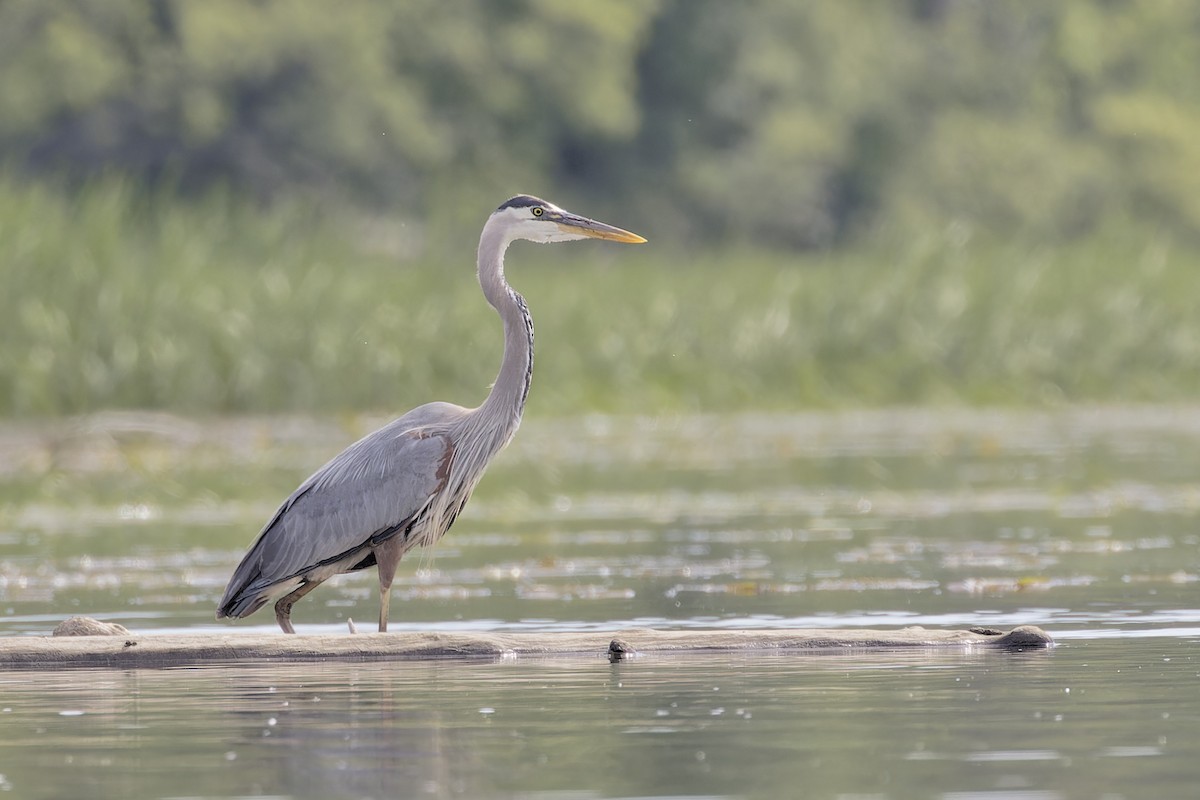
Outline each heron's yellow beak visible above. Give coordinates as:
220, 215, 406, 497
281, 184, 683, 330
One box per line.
554, 213, 647, 244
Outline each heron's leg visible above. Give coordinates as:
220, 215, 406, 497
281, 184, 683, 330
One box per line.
274, 580, 321, 634
378, 588, 391, 634
374, 536, 407, 633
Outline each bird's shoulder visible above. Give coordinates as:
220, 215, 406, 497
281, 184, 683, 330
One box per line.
388, 401, 470, 433
304, 402, 468, 494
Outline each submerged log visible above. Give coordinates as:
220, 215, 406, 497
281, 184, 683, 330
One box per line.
0, 619, 1053, 669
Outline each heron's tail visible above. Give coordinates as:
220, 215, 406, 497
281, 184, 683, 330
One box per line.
216, 549, 271, 619
216, 590, 268, 620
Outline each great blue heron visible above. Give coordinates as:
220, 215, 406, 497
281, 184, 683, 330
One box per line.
217, 195, 645, 633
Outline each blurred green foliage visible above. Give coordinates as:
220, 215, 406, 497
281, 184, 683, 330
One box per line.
3, 1, 1200, 416
0, 0, 651, 228
3, 174, 1198, 417
3, 1, 1200, 245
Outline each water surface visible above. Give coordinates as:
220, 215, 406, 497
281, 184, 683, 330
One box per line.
1, 408, 1198, 798
0, 642, 1194, 799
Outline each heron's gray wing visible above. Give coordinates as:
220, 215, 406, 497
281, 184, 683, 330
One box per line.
219, 417, 455, 614
263, 427, 452, 579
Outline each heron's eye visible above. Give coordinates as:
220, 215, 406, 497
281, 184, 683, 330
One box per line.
532, 207, 544, 217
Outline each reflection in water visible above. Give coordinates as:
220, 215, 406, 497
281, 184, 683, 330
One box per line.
0, 641, 1194, 799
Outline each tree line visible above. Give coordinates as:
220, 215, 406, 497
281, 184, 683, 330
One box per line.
1, 0, 1197, 248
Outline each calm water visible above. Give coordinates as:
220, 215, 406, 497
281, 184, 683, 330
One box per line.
1, 408, 1199, 798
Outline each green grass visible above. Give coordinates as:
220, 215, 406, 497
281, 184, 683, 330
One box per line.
3, 174, 1199, 418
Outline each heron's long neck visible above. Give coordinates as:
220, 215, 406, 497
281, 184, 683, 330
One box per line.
475, 223, 534, 435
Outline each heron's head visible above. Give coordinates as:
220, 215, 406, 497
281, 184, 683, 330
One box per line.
491, 194, 646, 245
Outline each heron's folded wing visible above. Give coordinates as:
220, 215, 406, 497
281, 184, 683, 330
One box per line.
245, 426, 454, 589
